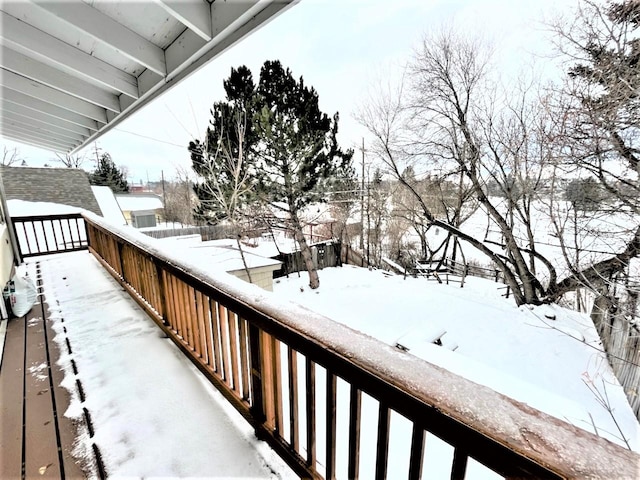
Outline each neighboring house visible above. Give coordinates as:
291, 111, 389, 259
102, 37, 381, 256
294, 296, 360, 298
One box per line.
115, 193, 164, 228
91, 186, 127, 226
0, 166, 102, 215
162, 236, 282, 291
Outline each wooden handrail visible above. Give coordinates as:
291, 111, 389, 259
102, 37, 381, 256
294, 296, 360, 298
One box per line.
82, 211, 640, 479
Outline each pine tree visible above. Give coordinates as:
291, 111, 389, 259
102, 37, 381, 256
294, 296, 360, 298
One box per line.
89, 153, 129, 193
190, 61, 353, 289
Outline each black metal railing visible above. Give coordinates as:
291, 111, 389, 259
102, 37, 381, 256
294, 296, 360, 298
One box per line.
11, 214, 88, 258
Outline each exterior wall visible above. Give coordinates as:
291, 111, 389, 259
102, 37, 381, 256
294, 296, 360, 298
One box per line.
0, 224, 14, 287
229, 265, 279, 291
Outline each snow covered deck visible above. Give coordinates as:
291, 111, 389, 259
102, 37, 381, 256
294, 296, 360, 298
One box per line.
0, 252, 290, 478
0, 282, 86, 479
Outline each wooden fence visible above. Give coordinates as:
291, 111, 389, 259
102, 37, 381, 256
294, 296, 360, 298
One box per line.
275, 242, 341, 278
142, 224, 232, 241
11, 214, 88, 258
80, 211, 638, 480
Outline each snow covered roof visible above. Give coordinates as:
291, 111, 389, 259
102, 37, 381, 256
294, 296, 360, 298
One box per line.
6, 199, 82, 216
160, 236, 281, 273
91, 186, 126, 225
0, 166, 102, 215
115, 193, 163, 212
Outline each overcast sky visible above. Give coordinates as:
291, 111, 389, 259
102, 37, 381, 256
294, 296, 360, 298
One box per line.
3, 0, 576, 184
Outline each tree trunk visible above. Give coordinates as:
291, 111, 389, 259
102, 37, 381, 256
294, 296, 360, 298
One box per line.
290, 211, 320, 289
236, 235, 253, 284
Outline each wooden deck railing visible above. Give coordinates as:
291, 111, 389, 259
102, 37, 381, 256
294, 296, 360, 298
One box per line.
80, 211, 638, 479
11, 213, 88, 258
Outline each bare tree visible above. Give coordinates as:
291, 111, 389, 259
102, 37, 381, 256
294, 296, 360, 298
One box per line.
544, 0, 640, 301
190, 107, 255, 281
163, 166, 195, 226
359, 30, 562, 305
54, 152, 86, 168
1, 146, 22, 166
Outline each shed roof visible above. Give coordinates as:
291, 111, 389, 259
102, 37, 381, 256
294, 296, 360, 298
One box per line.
115, 193, 163, 212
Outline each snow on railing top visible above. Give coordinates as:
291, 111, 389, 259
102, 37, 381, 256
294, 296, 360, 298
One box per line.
83, 211, 640, 478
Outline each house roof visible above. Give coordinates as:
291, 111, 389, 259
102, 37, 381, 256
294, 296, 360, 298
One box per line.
0, 1, 298, 154
115, 193, 163, 212
91, 186, 126, 225
0, 165, 102, 215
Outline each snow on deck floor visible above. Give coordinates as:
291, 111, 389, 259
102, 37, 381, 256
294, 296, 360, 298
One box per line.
36, 251, 293, 479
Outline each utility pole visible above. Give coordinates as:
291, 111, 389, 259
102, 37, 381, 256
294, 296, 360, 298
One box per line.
360, 138, 365, 253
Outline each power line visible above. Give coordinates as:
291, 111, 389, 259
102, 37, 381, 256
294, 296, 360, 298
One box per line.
112, 128, 186, 149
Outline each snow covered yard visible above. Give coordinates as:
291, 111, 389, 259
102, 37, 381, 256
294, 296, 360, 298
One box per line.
271, 265, 640, 453
36, 251, 294, 479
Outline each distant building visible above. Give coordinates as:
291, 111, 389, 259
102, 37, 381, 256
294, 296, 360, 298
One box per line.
115, 193, 164, 228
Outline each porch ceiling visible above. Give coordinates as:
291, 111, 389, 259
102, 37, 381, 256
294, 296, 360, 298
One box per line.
0, 0, 297, 155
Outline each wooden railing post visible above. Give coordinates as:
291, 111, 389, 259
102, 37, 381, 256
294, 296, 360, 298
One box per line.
247, 322, 266, 426
117, 242, 126, 281
153, 259, 169, 326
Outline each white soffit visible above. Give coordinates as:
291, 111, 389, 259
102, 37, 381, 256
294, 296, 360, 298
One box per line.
0, 0, 298, 154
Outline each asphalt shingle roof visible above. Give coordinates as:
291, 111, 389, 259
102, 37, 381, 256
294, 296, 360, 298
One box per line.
0, 166, 102, 216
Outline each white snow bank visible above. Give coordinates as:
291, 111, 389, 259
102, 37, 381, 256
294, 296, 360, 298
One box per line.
7, 199, 83, 216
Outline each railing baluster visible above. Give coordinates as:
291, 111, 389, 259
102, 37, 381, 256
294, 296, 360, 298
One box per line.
66, 219, 74, 249
181, 282, 194, 349
187, 286, 201, 357
40, 220, 50, 252
74, 217, 82, 246
20, 222, 31, 255
202, 295, 215, 368
163, 272, 176, 332
195, 291, 208, 362
247, 322, 265, 423
288, 347, 299, 451
260, 332, 276, 429
408, 423, 425, 480
238, 317, 251, 401
272, 336, 283, 435
218, 303, 231, 383
211, 300, 223, 376
451, 448, 468, 480
306, 359, 316, 469
52, 219, 60, 250
326, 371, 337, 480
348, 385, 361, 480
228, 312, 240, 392
173, 276, 185, 339
375, 403, 390, 480
31, 221, 41, 253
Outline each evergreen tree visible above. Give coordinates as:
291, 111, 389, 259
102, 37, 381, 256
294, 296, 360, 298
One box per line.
253, 61, 353, 288
89, 153, 129, 193
190, 61, 353, 289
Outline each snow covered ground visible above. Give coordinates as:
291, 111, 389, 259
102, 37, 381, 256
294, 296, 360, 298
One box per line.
271, 265, 640, 453
36, 252, 295, 479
